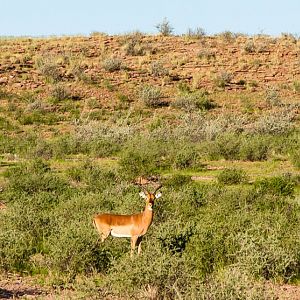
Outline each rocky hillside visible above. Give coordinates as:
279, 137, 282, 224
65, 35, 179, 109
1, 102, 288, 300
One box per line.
1, 33, 300, 106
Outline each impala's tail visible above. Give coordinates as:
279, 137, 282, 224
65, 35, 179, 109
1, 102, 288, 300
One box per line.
92, 216, 97, 229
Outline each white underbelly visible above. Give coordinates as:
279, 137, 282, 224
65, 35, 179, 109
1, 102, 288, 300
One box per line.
110, 225, 133, 238
111, 231, 132, 238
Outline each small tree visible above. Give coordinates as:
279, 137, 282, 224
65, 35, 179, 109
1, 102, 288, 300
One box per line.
155, 18, 173, 36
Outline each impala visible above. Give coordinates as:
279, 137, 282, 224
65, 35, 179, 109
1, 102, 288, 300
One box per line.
93, 184, 162, 256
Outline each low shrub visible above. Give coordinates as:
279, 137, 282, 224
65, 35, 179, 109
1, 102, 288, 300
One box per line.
0, 169, 299, 296
265, 87, 282, 107
79, 162, 117, 192
185, 186, 300, 282
119, 147, 158, 180
163, 174, 192, 189
149, 61, 169, 76
218, 31, 237, 42
0, 116, 15, 131
50, 84, 70, 101
243, 40, 256, 53
0, 134, 16, 154
139, 85, 165, 108
203, 133, 292, 162
190, 267, 275, 300
206, 133, 241, 160
46, 218, 111, 277
214, 71, 233, 88
250, 110, 294, 135
3, 159, 68, 197
197, 48, 216, 60
171, 91, 216, 112
17, 111, 61, 126
102, 57, 122, 72
234, 227, 299, 280
123, 39, 145, 56
158, 221, 194, 254
172, 146, 201, 170
35, 56, 61, 83
33, 139, 54, 160
292, 81, 300, 93
239, 135, 270, 161
217, 168, 248, 185
254, 174, 295, 197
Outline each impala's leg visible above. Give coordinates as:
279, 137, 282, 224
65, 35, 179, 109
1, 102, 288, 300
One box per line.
131, 236, 139, 257
100, 230, 110, 242
93, 219, 110, 243
137, 237, 143, 255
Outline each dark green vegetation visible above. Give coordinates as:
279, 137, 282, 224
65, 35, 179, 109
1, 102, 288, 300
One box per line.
0, 33, 300, 299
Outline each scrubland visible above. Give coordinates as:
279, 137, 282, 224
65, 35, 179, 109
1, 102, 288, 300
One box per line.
0, 31, 300, 299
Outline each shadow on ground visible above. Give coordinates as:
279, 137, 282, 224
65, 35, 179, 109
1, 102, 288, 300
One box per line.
0, 287, 44, 299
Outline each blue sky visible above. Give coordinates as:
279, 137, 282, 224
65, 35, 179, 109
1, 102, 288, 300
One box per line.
2, 0, 299, 37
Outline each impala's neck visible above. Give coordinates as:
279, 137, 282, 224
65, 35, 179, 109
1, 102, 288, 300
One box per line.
142, 203, 154, 228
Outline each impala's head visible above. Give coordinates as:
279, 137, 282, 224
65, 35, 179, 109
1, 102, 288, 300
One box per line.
139, 185, 162, 211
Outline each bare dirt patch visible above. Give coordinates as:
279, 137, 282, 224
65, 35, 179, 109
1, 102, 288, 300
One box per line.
0, 274, 49, 299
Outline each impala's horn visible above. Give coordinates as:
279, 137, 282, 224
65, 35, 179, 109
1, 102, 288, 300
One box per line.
137, 178, 149, 196
153, 184, 162, 195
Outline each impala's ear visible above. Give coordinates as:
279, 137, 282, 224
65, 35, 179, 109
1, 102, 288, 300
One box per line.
155, 192, 162, 199
139, 191, 147, 199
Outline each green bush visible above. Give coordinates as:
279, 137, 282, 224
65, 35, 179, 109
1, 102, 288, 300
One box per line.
3, 159, 68, 197
207, 134, 241, 160
254, 175, 295, 197
217, 168, 248, 185
239, 135, 270, 161
172, 146, 201, 170
171, 91, 216, 112
119, 147, 158, 180
17, 111, 61, 125
163, 174, 192, 189
185, 186, 300, 281
46, 219, 111, 277
80, 162, 117, 192
158, 221, 194, 254
0, 134, 16, 154
204, 134, 277, 161
32, 139, 54, 160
